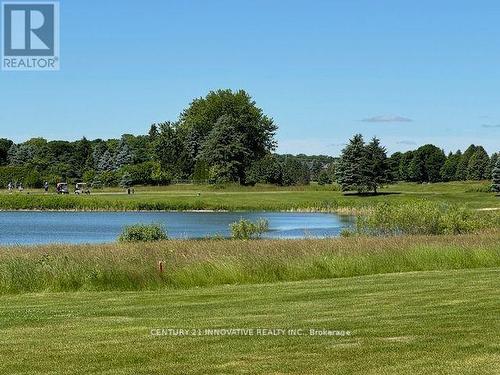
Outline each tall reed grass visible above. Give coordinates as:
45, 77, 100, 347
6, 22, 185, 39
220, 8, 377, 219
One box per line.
0, 232, 498, 294
356, 201, 500, 235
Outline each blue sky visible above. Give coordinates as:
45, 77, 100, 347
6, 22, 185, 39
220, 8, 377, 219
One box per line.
1, 0, 499, 155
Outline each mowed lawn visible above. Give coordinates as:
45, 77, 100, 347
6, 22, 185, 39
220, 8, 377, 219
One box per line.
0, 268, 498, 374
0, 181, 498, 210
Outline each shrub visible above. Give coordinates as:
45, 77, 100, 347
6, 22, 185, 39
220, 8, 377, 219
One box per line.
230, 218, 269, 240
118, 223, 168, 242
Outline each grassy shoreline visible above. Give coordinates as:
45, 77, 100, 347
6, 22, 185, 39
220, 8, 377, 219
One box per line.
1, 231, 498, 294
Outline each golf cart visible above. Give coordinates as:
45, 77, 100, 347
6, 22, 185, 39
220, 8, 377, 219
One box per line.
56, 182, 69, 194
75, 183, 91, 195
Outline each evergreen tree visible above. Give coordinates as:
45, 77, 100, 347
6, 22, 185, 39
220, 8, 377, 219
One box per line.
199, 115, 248, 183
115, 139, 134, 170
365, 137, 390, 193
455, 145, 477, 180
336, 134, 369, 193
487, 152, 498, 180
119, 172, 133, 188
440, 150, 461, 182
92, 141, 107, 170
7, 143, 35, 166
467, 146, 490, 180
492, 158, 500, 192
97, 150, 114, 171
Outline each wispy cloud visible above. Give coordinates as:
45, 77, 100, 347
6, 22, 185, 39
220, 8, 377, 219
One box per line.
362, 115, 413, 123
481, 124, 500, 128
328, 142, 347, 147
396, 140, 417, 145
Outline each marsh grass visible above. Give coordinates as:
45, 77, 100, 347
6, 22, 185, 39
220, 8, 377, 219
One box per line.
0, 232, 498, 294
356, 201, 499, 235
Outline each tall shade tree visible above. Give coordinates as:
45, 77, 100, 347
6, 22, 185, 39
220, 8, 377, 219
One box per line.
388, 152, 402, 181
408, 144, 446, 183
336, 134, 370, 193
281, 157, 310, 186
152, 122, 189, 178
398, 151, 414, 181
365, 137, 390, 194
177, 89, 277, 180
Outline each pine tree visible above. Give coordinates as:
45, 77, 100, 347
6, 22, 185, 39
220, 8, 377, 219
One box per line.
492, 158, 500, 193
365, 137, 390, 194
199, 115, 248, 183
455, 145, 477, 180
440, 150, 461, 182
336, 134, 369, 193
467, 147, 490, 180
115, 140, 134, 170
119, 172, 133, 188
97, 150, 114, 171
487, 153, 498, 179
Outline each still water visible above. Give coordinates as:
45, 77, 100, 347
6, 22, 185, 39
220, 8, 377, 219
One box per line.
0, 211, 354, 245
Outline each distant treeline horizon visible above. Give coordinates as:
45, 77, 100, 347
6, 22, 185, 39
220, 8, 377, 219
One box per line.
0, 89, 498, 188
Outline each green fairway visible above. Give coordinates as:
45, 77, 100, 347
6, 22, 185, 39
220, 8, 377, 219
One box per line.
0, 268, 498, 374
0, 181, 498, 211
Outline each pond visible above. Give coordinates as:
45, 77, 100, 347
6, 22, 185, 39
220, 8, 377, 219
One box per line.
0, 211, 354, 245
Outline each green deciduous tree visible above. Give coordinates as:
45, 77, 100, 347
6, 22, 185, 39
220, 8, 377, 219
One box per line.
178, 89, 277, 181
408, 144, 446, 183
245, 154, 282, 185
0, 139, 13, 166
281, 157, 310, 186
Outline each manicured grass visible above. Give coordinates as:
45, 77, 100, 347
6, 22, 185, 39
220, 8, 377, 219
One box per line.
0, 181, 498, 211
1, 232, 499, 294
0, 268, 498, 374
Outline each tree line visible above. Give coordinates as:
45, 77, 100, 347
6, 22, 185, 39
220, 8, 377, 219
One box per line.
0, 89, 498, 191
0, 90, 332, 188
336, 134, 498, 193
